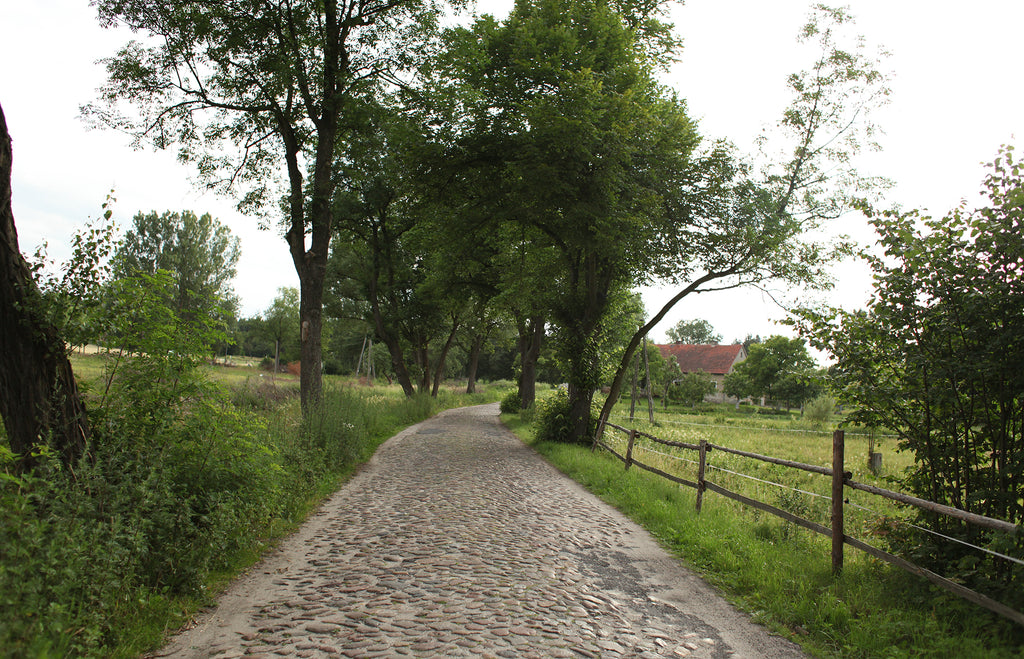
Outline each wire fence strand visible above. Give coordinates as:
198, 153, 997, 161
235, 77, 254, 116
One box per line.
610, 413, 899, 439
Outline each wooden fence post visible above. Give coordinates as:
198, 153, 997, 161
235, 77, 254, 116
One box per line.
696, 439, 708, 513
624, 429, 637, 470
832, 429, 845, 575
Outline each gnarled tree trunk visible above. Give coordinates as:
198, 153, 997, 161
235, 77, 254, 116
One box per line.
0, 103, 90, 470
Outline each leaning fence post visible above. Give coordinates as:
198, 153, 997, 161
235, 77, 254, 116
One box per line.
832, 429, 845, 575
696, 439, 708, 513
624, 429, 637, 470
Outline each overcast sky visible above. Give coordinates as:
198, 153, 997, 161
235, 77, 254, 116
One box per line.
2, 1, 1021, 344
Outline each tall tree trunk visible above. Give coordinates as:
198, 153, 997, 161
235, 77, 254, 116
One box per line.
297, 275, 324, 412
273, 338, 279, 384
367, 265, 415, 396
0, 103, 90, 470
381, 332, 415, 396
561, 251, 611, 443
643, 336, 654, 423
282, 0, 344, 416
431, 319, 460, 397
416, 344, 430, 394
465, 333, 485, 394
517, 316, 545, 410
629, 351, 638, 420
567, 382, 595, 445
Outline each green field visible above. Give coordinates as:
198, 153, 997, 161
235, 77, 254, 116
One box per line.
601, 403, 916, 547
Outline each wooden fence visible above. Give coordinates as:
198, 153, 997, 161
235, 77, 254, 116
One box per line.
594, 421, 1024, 626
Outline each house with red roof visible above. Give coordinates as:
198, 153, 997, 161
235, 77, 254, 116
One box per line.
655, 343, 747, 403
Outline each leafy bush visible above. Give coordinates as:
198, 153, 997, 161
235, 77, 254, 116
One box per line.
669, 370, 716, 407
499, 389, 521, 414
520, 403, 537, 424
0, 377, 452, 656
533, 389, 597, 444
803, 395, 835, 428
795, 147, 1024, 607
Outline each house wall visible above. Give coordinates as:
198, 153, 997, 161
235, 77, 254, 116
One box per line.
705, 374, 730, 404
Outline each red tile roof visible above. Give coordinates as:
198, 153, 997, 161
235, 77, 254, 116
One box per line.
655, 344, 746, 375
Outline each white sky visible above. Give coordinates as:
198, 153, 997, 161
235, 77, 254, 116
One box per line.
2, 0, 1021, 345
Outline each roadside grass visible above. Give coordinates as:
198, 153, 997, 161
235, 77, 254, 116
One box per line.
503, 407, 1022, 658
3, 350, 511, 658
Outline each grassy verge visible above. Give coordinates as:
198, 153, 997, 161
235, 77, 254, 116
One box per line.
1, 351, 509, 658
503, 412, 1022, 658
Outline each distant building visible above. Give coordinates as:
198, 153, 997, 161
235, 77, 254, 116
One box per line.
655, 343, 747, 403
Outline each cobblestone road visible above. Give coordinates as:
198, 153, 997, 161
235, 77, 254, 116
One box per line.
154, 404, 804, 659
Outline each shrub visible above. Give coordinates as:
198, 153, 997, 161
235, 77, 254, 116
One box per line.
520, 403, 537, 424
499, 389, 521, 414
533, 389, 597, 444
670, 371, 716, 407
1, 262, 488, 656
804, 395, 835, 428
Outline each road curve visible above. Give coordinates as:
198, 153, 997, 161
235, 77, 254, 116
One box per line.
152, 403, 805, 659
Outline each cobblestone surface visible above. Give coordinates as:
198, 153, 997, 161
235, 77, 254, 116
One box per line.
153, 404, 804, 658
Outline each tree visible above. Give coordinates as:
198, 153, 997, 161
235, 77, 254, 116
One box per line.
672, 370, 716, 407
0, 103, 90, 469
722, 368, 754, 403
793, 146, 1024, 598
739, 334, 762, 351
112, 210, 240, 334
637, 343, 674, 402
460, 299, 504, 395
487, 223, 560, 410
328, 101, 442, 397
666, 318, 722, 344
725, 335, 816, 408
88, 0, 444, 414
597, 4, 890, 436
426, 0, 701, 441
263, 287, 300, 375
30, 204, 118, 354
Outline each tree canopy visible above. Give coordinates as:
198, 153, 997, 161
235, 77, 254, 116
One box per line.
723, 335, 818, 408
420, 0, 702, 439
665, 318, 722, 345
112, 210, 240, 327
88, 0, 446, 413
595, 4, 889, 438
84, 0, 889, 442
